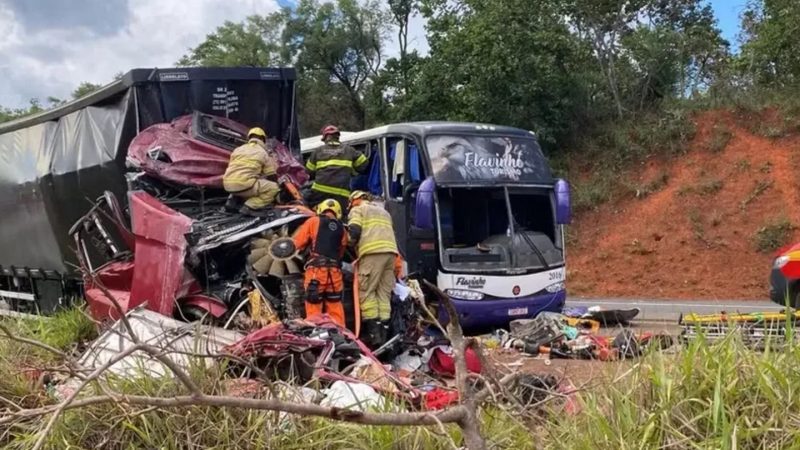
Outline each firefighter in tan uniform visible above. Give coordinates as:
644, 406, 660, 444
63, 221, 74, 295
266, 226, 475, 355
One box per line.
223, 127, 280, 214
347, 190, 403, 349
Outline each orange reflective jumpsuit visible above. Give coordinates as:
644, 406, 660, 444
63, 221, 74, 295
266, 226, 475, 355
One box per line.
292, 212, 348, 327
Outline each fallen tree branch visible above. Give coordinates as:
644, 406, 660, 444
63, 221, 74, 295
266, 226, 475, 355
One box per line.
30, 343, 146, 450
0, 323, 94, 381
0, 324, 67, 360
4, 391, 468, 427
423, 280, 487, 450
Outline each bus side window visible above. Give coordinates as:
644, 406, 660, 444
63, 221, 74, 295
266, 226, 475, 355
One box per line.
386, 137, 424, 202
350, 140, 383, 196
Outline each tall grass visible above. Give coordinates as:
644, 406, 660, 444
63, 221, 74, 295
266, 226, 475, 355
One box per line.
7, 309, 800, 448
543, 328, 800, 449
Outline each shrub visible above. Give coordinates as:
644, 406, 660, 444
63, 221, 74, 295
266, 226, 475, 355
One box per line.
754, 218, 794, 253
707, 123, 733, 153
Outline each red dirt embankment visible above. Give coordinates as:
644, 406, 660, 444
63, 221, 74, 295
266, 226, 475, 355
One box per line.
569, 110, 800, 300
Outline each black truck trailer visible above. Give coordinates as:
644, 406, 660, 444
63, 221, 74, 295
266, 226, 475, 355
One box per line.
0, 67, 299, 313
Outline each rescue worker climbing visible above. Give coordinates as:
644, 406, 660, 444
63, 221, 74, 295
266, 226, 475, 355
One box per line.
347, 191, 403, 349
223, 127, 280, 214
305, 125, 369, 212
292, 198, 348, 328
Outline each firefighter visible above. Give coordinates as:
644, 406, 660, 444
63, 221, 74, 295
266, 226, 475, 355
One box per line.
305, 125, 369, 212
347, 190, 403, 349
223, 127, 280, 214
292, 198, 347, 328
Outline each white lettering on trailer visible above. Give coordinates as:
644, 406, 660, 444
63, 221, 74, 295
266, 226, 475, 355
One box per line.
158, 72, 189, 82
211, 88, 240, 114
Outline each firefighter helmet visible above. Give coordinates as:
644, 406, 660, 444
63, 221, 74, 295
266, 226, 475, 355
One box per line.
320, 125, 340, 141
247, 127, 267, 141
316, 198, 343, 220
349, 190, 369, 205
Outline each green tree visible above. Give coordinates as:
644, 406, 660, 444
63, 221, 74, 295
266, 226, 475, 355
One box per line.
738, 0, 800, 86
570, 0, 727, 117
180, 1, 387, 135
366, 0, 423, 125
72, 82, 103, 99
178, 16, 286, 67
282, 0, 388, 130
0, 99, 45, 124
409, 0, 592, 146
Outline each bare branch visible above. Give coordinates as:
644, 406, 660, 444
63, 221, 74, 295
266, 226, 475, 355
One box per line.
30, 343, 147, 450
5, 392, 468, 428
0, 323, 68, 360
84, 272, 140, 344
422, 280, 487, 450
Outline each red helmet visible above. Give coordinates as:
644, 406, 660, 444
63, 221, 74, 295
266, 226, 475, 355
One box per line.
321, 125, 340, 141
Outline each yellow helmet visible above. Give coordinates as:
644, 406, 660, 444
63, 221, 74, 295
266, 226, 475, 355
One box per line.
349, 190, 369, 203
316, 198, 342, 219
247, 127, 267, 141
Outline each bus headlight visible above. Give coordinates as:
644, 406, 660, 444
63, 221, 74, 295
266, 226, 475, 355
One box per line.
445, 289, 484, 300
545, 282, 565, 293
775, 255, 790, 269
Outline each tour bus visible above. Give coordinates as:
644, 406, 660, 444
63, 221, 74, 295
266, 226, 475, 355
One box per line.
301, 122, 570, 329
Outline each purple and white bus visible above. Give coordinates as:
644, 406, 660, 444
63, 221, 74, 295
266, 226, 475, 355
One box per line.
302, 122, 570, 329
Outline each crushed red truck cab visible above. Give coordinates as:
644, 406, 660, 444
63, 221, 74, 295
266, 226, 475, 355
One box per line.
74, 110, 313, 323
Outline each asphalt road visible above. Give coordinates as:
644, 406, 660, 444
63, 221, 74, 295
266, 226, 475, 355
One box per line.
567, 297, 782, 322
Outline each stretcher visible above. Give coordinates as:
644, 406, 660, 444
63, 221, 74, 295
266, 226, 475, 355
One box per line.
679, 310, 800, 347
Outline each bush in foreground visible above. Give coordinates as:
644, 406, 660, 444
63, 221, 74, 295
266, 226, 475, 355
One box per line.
5, 309, 800, 448
544, 330, 800, 449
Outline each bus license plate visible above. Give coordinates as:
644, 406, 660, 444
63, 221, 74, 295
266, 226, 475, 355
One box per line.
508, 307, 528, 316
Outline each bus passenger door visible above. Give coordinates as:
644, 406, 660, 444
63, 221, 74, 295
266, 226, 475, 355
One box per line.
384, 137, 408, 257
384, 137, 436, 279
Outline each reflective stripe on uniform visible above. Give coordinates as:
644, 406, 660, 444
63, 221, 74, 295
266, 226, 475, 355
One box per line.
306, 160, 317, 171
354, 153, 367, 168
358, 240, 397, 255
311, 182, 351, 197
233, 159, 265, 169
316, 159, 354, 169
349, 217, 393, 228
362, 218, 393, 228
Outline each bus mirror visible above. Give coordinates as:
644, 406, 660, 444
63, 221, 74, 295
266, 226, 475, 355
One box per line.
414, 176, 436, 230
555, 178, 571, 225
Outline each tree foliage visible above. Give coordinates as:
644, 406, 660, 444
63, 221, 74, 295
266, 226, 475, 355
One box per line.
72, 82, 103, 99
738, 0, 800, 86
12, 0, 796, 159
408, 0, 592, 145
0, 80, 108, 125
0, 100, 44, 124
177, 16, 287, 68
282, 0, 388, 131
180, 0, 387, 136
176, 0, 735, 146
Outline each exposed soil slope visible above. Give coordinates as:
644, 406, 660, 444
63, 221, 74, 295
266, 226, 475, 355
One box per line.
569, 110, 800, 300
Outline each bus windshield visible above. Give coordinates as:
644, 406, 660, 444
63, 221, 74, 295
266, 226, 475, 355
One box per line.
437, 186, 564, 273
426, 134, 553, 185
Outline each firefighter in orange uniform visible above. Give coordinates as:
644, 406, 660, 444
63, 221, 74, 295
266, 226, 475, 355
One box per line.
292, 198, 347, 327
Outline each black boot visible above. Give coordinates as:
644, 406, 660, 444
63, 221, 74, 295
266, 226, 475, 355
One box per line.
376, 320, 389, 348
239, 205, 275, 218
361, 320, 382, 351
224, 195, 243, 212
